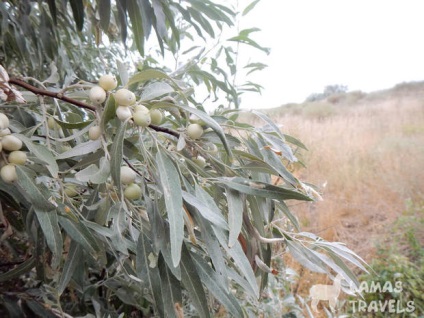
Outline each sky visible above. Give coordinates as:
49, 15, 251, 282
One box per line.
236, 0, 424, 109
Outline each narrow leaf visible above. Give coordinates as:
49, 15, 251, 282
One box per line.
58, 242, 81, 295
127, 69, 174, 87
182, 191, 228, 229
191, 253, 244, 317
158, 256, 182, 318
213, 227, 259, 299
136, 232, 164, 316
70, 0, 84, 31
53, 117, 93, 129
58, 216, 99, 256
226, 188, 243, 247
75, 157, 110, 184
34, 208, 63, 270
156, 150, 183, 267
110, 121, 127, 194
196, 215, 228, 291
98, 0, 111, 32
243, 0, 260, 16
180, 244, 210, 317
218, 177, 312, 202
56, 139, 102, 160
127, 0, 145, 56
0, 257, 35, 283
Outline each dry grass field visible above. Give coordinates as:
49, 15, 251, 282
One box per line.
259, 82, 424, 259
244, 82, 424, 315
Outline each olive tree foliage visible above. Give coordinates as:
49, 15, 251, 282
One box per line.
0, 1, 366, 317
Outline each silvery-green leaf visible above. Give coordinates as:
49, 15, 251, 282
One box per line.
156, 149, 183, 267
191, 253, 243, 317
110, 121, 127, 194
217, 177, 311, 202
180, 244, 210, 318
196, 215, 228, 292
58, 241, 81, 295
136, 232, 164, 316
58, 215, 100, 257
75, 157, 110, 184
0, 257, 35, 283
140, 82, 174, 101
182, 191, 228, 229
213, 226, 259, 299
56, 139, 102, 160
226, 188, 243, 247
34, 208, 63, 269
158, 256, 182, 318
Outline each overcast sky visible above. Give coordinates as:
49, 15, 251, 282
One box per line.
236, 0, 424, 109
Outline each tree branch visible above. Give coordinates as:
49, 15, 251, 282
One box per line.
8, 78, 181, 138
148, 124, 180, 138
9, 78, 96, 112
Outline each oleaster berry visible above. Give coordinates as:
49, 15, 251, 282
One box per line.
89, 86, 107, 104
1, 135, 23, 151
115, 88, 136, 106
116, 106, 133, 121
1, 164, 17, 183
187, 123, 204, 139
124, 183, 142, 200
120, 166, 136, 185
88, 125, 102, 140
98, 74, 118, 91
8, 150, 27, 165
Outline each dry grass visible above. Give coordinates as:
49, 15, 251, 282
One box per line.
269, 85, 424, 260
244, 83, 424, 313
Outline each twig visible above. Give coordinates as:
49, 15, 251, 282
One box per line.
148, 124, 180, 138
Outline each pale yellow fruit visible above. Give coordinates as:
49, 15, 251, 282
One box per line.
1, 135, 23, 151
150, 109, 163, 125
124, 183, 142, 200
8, 151, 27, 165
133, 111, 151, 127
120, 166, 136, 185
205, 143, 218, 154
0, 128, 11, 137
64, 184, 79, 197
88, 125, 102, 140
89, 86, 107, 104
192, 156, 206, 168
115, 88, 136, 106
0, 113, 9, 130
98, 74, 118, 91
116, 106, 133, 121
48, 117, 59, 130
134, 104, 149, 113
187, 123, 204, 139
1, 164, 17, 183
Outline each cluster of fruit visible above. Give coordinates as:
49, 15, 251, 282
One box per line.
87, 74, 165, 143
0, 112, 27, 182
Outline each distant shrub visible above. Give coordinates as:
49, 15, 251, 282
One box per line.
305, 84, 348, 102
